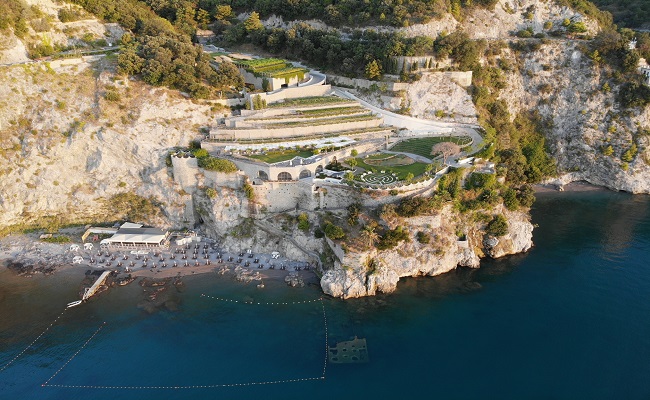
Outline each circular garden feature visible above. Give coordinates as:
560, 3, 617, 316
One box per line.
359, 172, 399, 185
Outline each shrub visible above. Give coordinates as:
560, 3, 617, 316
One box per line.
104, 90, 120, 102
347, 202, 361, 226
41, 235, 71, 243
198, 156, 238, 173
516, 28, 533, 38
262, 78, 270, 92
243, 183, 255, 200
58, 7, 84, 22
396, 196, 432, 217
297, 213, 310, 231
465, 172, 497, 190
192, 148, 209, 158
377, 226, 410, 250
350, 149, 358, 157
621, 144, 638, 162
205, 187, 217, 198
486, 214, 508, 237
416, 231, 430, 244
323, 222, 345, 240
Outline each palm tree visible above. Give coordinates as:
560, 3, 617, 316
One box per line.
360, 225, 380, 248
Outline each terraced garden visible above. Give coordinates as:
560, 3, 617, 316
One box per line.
211, 127, 391, 143
268, 96, 352, 108
265, 113, 377, 128
247, 106, 367, 122
235, 58, 308, 80
390, 136, 473, 160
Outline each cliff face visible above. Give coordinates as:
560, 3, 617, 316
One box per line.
320, 206, 533, 299
0, 60, 215, 230
496, 42, 650, 193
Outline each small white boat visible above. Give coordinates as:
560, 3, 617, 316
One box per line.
66, 300, 83, 308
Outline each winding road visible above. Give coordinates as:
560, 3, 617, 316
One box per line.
332, 87, 485, 154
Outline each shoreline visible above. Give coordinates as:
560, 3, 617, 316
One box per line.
534, 180, 610, 193
0, 232, 317, 289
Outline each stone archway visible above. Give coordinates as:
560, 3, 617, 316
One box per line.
258, 170, 269, 180
277, 172, 292, 181
315, 165, 323, 173
299, 170, 312, 179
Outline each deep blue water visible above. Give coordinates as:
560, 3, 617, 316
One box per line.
1, 189, 650, 399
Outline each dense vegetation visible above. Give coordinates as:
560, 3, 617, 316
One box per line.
188, 0, 500, 28
582, 28, 650, 108
589, 0, 650, 29
67, 0, 243, 97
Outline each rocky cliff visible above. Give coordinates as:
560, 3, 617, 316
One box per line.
0, 58, 217, 231
320, 206, 533, 299
496, 41, 650, 193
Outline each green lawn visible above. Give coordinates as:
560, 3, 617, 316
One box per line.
248, 149, 314, 163
390, 136, 472, 160
353, 156, 429, 180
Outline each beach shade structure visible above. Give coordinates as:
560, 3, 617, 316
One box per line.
69, 244, 80, 252
271, 251, 280, 259
84, 243, 94, 251
72, 256, 84, 264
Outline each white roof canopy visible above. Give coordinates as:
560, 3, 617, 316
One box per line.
107, 228, 168, 245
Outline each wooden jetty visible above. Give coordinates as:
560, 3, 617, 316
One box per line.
67, 270, 111, 308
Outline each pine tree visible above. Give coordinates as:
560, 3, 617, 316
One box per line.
244, 11, 263, 32
365, 59, 382, 80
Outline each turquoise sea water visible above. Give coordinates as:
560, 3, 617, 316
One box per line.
1, 189, 650, 399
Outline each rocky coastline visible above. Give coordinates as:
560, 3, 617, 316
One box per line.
319, 207, 533, 299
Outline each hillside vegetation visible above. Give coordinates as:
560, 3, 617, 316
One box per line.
589, 0, 650, 29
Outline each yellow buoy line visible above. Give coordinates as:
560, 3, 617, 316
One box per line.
42, 322, 107, 387
200, 293, 323, 305
0, 308, 69, 373
39, 295, 329, 390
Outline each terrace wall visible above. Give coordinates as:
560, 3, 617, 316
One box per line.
251, 83, 332, 106
203, 170, 245, 190
327, 75, 408, 91
394, 56, 453, 72
329, 70, 472, 90
210, 118, 383, 140
239, 100, 359, 119
240, 69, 305, 91
233, 112, 370, 128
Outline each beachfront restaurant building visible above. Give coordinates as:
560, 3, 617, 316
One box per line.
102, 222, 170, 249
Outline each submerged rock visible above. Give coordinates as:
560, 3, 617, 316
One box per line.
284, 273, 304, 287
